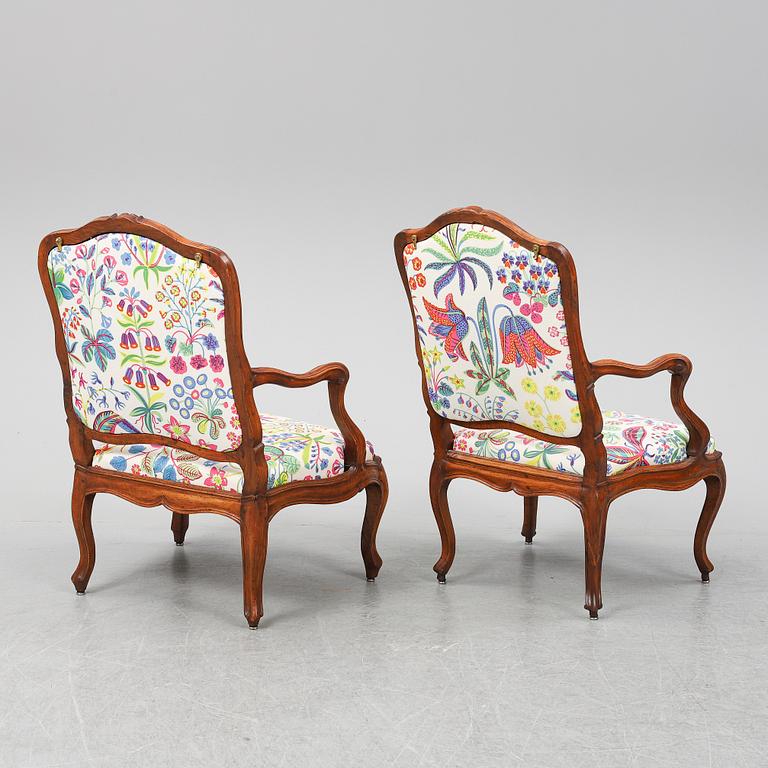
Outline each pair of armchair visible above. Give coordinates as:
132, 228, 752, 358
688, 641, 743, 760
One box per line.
40, 209, 724, 627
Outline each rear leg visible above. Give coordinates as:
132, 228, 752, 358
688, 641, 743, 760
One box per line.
522, 496, 538, 544
171, 513, 189, 546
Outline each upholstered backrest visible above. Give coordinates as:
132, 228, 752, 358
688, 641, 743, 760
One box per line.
47, 232, 241, 451
401, 221, 580, 437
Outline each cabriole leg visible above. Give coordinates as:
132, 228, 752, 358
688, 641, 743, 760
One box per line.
71, 470, 96, 594
430, 460, 455, 583
694, 460, 726, 582
171, 513, 189, 546
240, 499, 269, 629
361, 468, 388, 581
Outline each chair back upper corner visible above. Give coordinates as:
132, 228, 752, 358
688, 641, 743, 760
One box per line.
397, 208, 596, 443
39, 215, 254, 461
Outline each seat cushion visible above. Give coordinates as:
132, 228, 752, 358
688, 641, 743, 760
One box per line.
92, 413, 375, 493
452, 410, 716, 476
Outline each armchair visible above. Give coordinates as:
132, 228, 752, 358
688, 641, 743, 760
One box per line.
40, 214, 387, 628
395, 206, 724, 618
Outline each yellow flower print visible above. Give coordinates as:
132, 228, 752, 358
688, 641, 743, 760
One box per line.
525, 400, 543, 417
543, 385, 562, 401
571, 405, 581, 424
547, 414, 566, 434
448, 375, 465, 389
533, 418, 546, 431
522, 377, 537, 394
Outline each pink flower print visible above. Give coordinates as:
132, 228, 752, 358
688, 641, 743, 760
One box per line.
520, 301, 544, 323
209, 354, 225, 372
103, 253, 116, 269
213, 377, 225, 387
547, 325, 560, 338
170, 355, 187, 374
115, 270, 128, 286
561, 335, 569, 347
204, 466, 228, 491
162, 416, 191, 443
556, 310, 565, 322
190, 354, 208, 370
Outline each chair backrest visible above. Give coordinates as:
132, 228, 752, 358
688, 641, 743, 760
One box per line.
40, 214, 265, 491
395, 207, 599, 445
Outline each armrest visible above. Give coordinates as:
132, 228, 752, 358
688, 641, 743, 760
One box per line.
251, 362, 348, 388
590, 353, 691, 381
590, 354, 710, 457
251, 363, 368, 467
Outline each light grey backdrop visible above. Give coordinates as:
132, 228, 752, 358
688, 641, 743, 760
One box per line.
3, 0, 764, 528
1, 2, 766, 766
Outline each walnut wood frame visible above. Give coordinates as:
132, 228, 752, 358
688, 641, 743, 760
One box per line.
40, 213, 388, 628
395, 206, 725, 619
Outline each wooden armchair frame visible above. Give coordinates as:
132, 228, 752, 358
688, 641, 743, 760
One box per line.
395, 206, 724, 618
40, 213, 387, 628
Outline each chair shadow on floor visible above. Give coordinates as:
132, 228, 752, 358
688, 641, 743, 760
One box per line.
74, 514, 388, 628
71, 500, 718, 627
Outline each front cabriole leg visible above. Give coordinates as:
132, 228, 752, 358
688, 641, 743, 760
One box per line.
694, 458, 726, 582
522, 496, 538, 544
580, 487, 610, 619
430, 460, 455, 583
71, 469, 96, 594
240, 497, 270, 628
361, 467, 388, 581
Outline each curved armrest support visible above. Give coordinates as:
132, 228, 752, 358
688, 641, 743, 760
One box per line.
251, 363, 368, 467
590, 354, 710, 457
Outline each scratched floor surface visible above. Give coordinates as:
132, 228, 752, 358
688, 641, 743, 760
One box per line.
1, 494, 766, 768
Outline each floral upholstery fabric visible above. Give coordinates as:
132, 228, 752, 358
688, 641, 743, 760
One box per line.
452, 410, 716, 476
403, 224, 578, 437
48, 234, 239, 451
92, 413, 376, 493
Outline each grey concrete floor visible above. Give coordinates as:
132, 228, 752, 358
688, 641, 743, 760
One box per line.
1, 493, 766, 768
